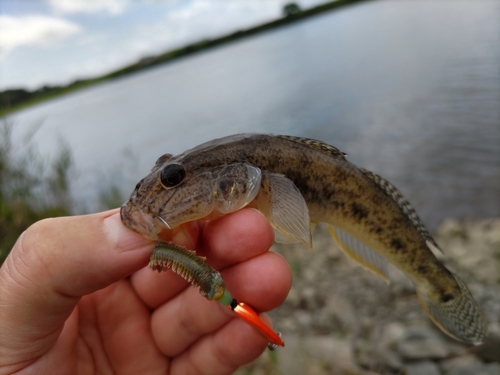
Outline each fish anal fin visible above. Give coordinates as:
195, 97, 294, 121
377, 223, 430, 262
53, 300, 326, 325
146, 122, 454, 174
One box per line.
328, 225, 390, 283
416, 293, 458, 341
416, 276, 487, 345
255, 171, 312, 249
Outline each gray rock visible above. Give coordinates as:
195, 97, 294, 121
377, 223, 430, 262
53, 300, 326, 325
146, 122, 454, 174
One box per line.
294, 310, 313, 328
435, 218, 500, 284
301, 286, 321, 310
437, 219, 466, 237
439, 355, 482, 373
304, 362, 330, 375
483, 220, 500, 245
285, 287, 301, 308
303, 266, 320, 283
381, 350, 404, 370
404, 360, 441, 375
257, 219, 500, 375
375, 322, 406, 368
397, 321, 466, 360
473, 336, 500, 363
314, 296, 356, 335
303, 335, 354, 367
444, 362, 500, 375
269, 335, 360, 375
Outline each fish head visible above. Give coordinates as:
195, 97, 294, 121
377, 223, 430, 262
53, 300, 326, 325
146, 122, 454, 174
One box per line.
121, 153, 262, 239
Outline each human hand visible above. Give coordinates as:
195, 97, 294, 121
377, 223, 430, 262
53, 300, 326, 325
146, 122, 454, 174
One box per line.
0, 208, 292, 375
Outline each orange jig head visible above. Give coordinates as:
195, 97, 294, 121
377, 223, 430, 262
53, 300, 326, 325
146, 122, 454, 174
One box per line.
229, 299, 284, 348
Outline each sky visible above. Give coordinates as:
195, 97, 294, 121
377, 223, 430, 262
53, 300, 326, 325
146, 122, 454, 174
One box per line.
0, 0, 326, 91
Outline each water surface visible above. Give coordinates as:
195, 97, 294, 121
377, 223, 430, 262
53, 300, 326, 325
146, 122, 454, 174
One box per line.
8, 0, 500, 228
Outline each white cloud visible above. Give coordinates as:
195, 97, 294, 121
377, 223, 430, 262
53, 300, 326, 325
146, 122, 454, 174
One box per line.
0, 15, 81, 58
48, 0, 130, 16
1, 1, 312, 89
125, 2, 281, 57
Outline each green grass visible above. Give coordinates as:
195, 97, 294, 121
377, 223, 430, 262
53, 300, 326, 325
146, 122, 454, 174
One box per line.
0, 120, 129, 265
0, 121, 74, 264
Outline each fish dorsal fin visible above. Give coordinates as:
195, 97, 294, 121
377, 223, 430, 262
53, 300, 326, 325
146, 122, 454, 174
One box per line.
360, 169, 439, 248
275, 135, 347, 160
255, 171, 312, 248
328, 225, 390, 283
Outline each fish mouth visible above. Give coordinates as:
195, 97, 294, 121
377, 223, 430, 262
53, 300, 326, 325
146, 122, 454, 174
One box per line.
120, 201, 160, 240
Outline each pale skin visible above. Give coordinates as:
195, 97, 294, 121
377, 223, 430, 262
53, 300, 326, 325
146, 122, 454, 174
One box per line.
0, 208, 292, 375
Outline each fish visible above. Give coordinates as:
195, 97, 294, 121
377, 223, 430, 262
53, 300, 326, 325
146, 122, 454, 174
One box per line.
121, 133, 487, 344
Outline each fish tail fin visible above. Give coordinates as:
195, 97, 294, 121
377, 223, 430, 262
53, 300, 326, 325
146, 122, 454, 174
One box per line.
416, 275, 487, 345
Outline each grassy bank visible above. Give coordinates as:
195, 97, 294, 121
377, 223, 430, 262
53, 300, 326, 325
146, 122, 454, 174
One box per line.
0, 0, 371, 117
0, 119, 129, 265
0, 122, 73, 264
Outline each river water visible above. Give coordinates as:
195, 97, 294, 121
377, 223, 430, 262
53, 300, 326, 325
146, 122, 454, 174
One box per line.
7, 0, 500, 229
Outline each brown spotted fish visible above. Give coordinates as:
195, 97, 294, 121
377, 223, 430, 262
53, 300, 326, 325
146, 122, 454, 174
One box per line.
121, 133, 486, 344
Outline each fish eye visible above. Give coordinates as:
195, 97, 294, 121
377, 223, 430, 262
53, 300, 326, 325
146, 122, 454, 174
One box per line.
160, 164, 186, 188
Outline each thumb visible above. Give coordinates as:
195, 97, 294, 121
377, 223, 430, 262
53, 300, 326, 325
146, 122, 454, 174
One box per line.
0, 209, 153, 362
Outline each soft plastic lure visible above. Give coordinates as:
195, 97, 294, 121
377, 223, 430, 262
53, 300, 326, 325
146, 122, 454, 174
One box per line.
150, 242, 284, 349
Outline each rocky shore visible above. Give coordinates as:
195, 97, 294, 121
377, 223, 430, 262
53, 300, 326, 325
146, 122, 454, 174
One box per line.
236, 218, 500, 375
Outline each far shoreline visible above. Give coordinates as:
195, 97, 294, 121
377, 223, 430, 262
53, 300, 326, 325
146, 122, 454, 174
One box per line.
0, 0, 372, 117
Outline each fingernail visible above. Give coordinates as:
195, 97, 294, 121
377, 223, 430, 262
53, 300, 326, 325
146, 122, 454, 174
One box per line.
104, 213, 153, 251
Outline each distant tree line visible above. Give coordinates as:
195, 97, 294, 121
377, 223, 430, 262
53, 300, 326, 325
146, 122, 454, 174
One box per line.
0, 80, 96, 114
1, 88, 44, 108
0, 0, 370, 115
283, 3, 302, 17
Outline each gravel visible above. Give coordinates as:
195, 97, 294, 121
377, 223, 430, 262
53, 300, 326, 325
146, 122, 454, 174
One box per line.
236, 218, 500, 375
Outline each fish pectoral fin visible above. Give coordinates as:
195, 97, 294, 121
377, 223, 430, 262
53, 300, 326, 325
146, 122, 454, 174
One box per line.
274, 223, 318, 245
273, 228, 300, 244
255, 171, 312, 249
328, 225, 390, 283
416, 275, 487, 345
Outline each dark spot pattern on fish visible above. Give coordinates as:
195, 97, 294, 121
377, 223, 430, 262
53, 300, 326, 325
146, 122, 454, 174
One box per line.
390, 238, 405, 251
135, 179, 144, 190
360, 168, 439, 248
441, 293, 454, 303
350, 202, 369, 221
418, 265, 429, 275
219, 180, 231, 195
